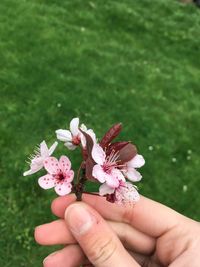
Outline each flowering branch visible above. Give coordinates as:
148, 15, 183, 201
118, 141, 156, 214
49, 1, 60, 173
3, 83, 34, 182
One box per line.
23, 118, 145, 205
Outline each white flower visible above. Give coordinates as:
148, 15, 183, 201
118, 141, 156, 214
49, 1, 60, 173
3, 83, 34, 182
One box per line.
56, 117, 96, 150
23, 141, 58, 176
123, 154, 145, 182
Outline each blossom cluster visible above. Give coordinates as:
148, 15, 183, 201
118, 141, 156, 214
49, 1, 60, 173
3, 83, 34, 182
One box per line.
24, 118, 145, 205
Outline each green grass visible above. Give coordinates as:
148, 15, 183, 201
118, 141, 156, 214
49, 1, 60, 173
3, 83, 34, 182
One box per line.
0, 0, 200, 266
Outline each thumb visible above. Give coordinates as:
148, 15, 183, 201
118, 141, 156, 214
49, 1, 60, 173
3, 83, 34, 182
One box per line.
65, 202, 140, 267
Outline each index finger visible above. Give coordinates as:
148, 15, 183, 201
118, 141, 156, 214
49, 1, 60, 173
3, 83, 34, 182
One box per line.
51, 193, 183, 237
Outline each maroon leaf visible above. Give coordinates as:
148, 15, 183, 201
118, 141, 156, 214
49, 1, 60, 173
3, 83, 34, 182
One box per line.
106, 141, 130, 156
85, 157, 96, 181
100, 123, 122, 148
118, 143, 137, 164
80, 129, 94, 157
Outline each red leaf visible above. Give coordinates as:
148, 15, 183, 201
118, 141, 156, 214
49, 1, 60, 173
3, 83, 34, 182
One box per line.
100, 123, 122, 148
106, 141, 130, 155
118, 143, 137, 164
80, 129, 94, 157
85, 157, 96, 181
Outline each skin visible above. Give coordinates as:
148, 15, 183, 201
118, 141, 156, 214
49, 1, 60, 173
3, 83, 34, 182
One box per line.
35, 194, 200, 267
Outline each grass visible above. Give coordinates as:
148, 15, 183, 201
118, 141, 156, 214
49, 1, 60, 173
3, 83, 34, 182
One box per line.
0, 0, 200, 266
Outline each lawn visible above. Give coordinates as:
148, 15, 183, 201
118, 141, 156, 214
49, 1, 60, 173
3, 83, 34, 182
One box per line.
0, 0, 200, 266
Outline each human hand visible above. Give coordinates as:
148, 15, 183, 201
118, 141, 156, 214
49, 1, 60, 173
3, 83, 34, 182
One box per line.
35, 194, 200, 266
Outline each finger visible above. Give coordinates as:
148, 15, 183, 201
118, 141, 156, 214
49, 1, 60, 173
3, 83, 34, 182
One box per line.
43, 244, 86, 267
65, 202, 140, 267
52, 194, 183, 237
34, 219, 75, 245
35, 219, 155, 254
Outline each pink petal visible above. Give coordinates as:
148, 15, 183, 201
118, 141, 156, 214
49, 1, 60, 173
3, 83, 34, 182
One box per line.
54, 182, 72, 196
127, 154, 145, 168
48, 141, 58, 155
59, 155, 71, 173
56, 129, 72, 142
40, 141, 49, 158
105, 172, 120, 188
44, 157, 60, 174
111, 169, 126, 182
38, 174, 55, 189
92, 164, 106, 183
70, 118, 79, 136
99, 183, 115, 196
65, 170, 74, 183
91, 144, 106, 165
125, 168, 142, 182
115, 182, 140, 205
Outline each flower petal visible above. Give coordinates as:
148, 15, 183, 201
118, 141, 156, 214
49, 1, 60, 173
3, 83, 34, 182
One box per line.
65, 170, 74, 183
48, 141, 58, 156
70, 118, 79, 136
125, 168, 142, 182
23, 158, 43, 176
81, 129, 96, 147
56, 129, 72, 142
115, 182, 140, 205
64, 142, 77, 150
54, 182, 72, 196
91, 144, 106, 165
99, 183, 115, 196
111, 169, 125, 182
127, 154, 145, 168
92, 164, 106, 183
38, 174, 55, 189
59, 155, 71, 173
105, 172, 120, 188
40, 141, 49, 158
44, 157, 60, 174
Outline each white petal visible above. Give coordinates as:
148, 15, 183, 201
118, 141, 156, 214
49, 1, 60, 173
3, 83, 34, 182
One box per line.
99, 183, 115, 196
64, 142, 77, 150
23, 159, 43, 176
115, 182, 140, 205
127, 155, 145, 168
91, 144, 106, 165
54, 182, 72, 196
59, 155, 71, 172
81, 128, 97, 147
38, 174, 55, 189
92, 165, 106, 183
56, 129, 72, 142
80, 123, 87, 131
40, 141, 49, 158
48, 141, 58, 156
44, 157, 59, 174
125, 168, 142, 182
70, 118, 79, 136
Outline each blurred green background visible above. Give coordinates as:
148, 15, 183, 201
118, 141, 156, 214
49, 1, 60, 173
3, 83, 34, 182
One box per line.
0, 0, 200, 266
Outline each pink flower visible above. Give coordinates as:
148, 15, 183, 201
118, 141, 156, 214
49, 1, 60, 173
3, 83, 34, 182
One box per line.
99, 181, 140, 205
38, 156, 74, 196
56, 117, 96, 150
92, 143, 125, 188
123, 154, 145, 182
23, 141, 58, 176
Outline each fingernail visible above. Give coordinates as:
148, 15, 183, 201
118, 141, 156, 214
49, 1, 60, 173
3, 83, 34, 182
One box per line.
65, 204, 96, 235
43, 251, 58, 264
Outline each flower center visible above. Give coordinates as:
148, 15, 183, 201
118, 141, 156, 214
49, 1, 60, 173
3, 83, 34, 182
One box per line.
72, 135, 81, 145
55, 172, 66, 182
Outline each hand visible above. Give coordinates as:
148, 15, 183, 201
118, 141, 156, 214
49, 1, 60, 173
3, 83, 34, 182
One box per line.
35, 194, 200, 266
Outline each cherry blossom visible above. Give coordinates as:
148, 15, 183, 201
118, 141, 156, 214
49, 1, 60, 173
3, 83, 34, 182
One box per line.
92, 143, 125, 188
123, 154, 145, 182
99, 181, 140, 205
56, 117, 96, 150
38, 156, 74, 196
23, 141, 58, 176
